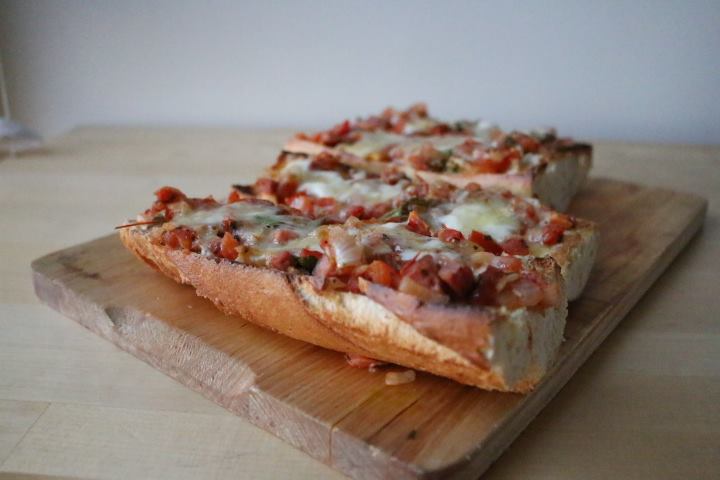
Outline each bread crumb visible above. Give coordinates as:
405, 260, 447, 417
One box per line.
385, 370, 415, 386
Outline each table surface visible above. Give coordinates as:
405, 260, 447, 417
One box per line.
0, 128, 718, 480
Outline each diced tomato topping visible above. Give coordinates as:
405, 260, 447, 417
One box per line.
207, 238, 221, 257
550, 213, 575, 230
154, 186, 185, 203
227, 185, 253, 204
406, 181, 430, 199
220, 232, 239, 261
363, 260, 397, 288
438, 227, 464, 243
453, 139, 486, 161
398, 255, 447, 302
312, 197, 338, 218
406, 211, 431, 236
464, 182, 482, 192
500, 236, 529, 256
469, 231, 503, 255
300, 248, 323, 260
299, 119, 358, 147
407, 143, 446, 172
336, 119, 351, 135
316, 197, 336, 207
380, 170, 406, 185
187, 196, 220, 210
513, 133, 541, 153
254, 178, 278, 196
227, 190, 242, 203
269, 251, 295, 271
428, 181, 454, 200
287, 193, 314, 217
427, 124, 451, 135
490, 255, 523, 273
162, 227, 196, 251
276, 179, 299, 202
368, 202, 393, 219
497, 277, 545, 309
471, 266, 504, 306
391, 117, 407, 134
540, 213, 575, 245
541, 223, 566, 246
438, 261, 475, 299
344, 204, 366, 220
525, 204, 539, 223
472, 147, 520, 174
272, 229, 299, 244
310, 151, 343, 171
222, 218, 236, 232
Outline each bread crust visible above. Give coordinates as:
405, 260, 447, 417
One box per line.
551, 218, 599, 300
119, 227, 567, 393
532, 146, 593, 211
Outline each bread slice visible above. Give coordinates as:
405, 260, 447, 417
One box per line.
411, 145, 592, 212
284, 138, 592, 212
259, 152, 598, 301
120, 227, 567, 393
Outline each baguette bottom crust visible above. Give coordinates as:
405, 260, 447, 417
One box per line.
120, 228, 568, 393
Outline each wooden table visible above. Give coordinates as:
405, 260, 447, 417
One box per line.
1, 128, 718, 479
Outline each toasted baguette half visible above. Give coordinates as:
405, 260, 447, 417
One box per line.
412, 146, 592, 212
262, 150, 598, 300
120, 227, 568, 393
284, 139, 592, 211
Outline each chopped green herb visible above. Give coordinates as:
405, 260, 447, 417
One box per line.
253, 214, 284, 227
380, 207, 406, 221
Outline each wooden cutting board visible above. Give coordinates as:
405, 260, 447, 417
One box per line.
31, 178, 706, 480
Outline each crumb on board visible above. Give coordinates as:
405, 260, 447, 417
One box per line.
385, 369, 416, 386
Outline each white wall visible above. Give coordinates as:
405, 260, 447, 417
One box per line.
1, 0, 718, 143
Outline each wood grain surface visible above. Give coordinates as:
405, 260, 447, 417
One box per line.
30, 177, 706, 480
1, 128, 719, 480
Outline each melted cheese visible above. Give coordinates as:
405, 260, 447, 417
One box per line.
167, 196, 498, 275
437, 201, 519, 242
373, 223, 456, 261
280, 159, 405, 204
173, 201, 322, 257
174, 202, 285, 228
339, 132, 405, 157
472, 120, 498, 142
421, 135, 468, 152
403, 118, 437, 135
339, 131, 470, 158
